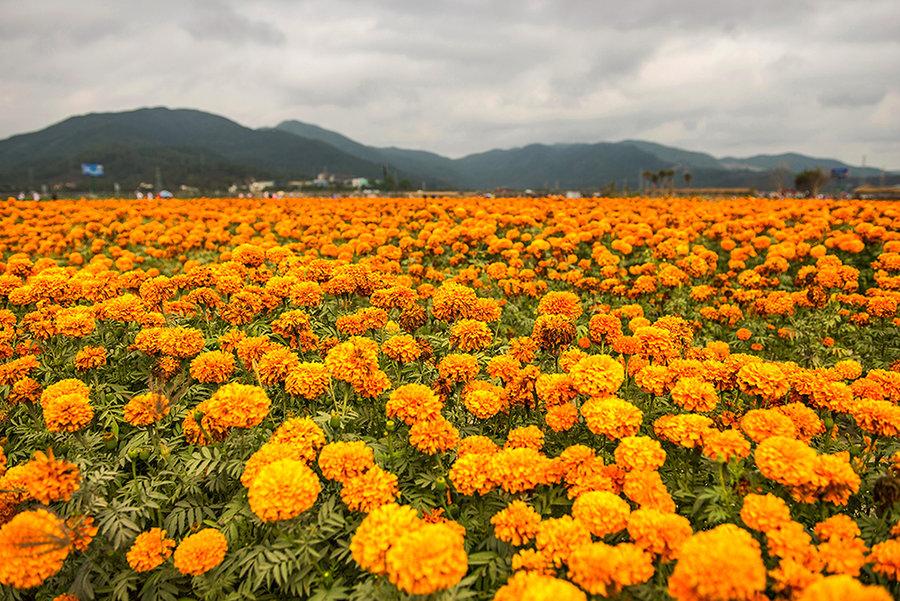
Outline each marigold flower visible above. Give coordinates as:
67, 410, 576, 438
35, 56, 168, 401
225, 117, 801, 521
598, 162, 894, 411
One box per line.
653, 414, 714, 448
384, 522, 468, 595
74, 346, 107, 372
572, 490, 631, 538
381, 334, 422, 363
40, 379, 89, 408
463, 384, 507, 419
569, 354, 624, 397
449, 453, 496, 496
701, 428, 751, 462
505, 425, 544, 451
284, 362, 331, 400
534, 515, 591, 567
124, 392, 171, 426
740, 493, 793, 533
581, 396, 643, 440
614, 436, 666, 472
736, 361, 790, 401
490, 447, 556, 494
437, 353, 480, 384
796, 575, 892, 601
43, 393, 93, 433
318, 441, 374, 482
494, 571, 586, 601
341, 465, 399, 513
456, 435, 499, 458
568, 542, 654, 596
537, 291, 582, 320
449, 319, 493, 351
127, 528, 176, 572
0, 508, 72, 588
490, 501, 540, 546
350, 503, 423, 576
626, 508, 693, 561
269, 417, 326, 461
387, 383, 443, 425
22, 450, 80, 504
545, 403, 578, 432
671, 376, 718, 412
173, 528, 227, 576
668, 524, 766, 601
202, 383, 270, 429
870, 538, 900, 580
248, 458, 321, 522
408, 417, 460, 454
740, 408, 797, 443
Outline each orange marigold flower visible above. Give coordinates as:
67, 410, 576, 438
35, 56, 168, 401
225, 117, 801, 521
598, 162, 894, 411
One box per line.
449, 319, 493, 352
535, 515, 592, 567
255, 346, 300, 386
408, 417, 460, 454
189, 351, 236, 384
796, 575, 892, 601
491, 501, 541, 546
8, 377, 42, 405
572, 490, 631, 538
269, 417, 325, 461
634, 364, 670, 396
490, 447, 556, 494
740, 493, 793, 533
701, 428, 751, 462
341, 464, 399, 513
202, 383, 270, 429
568, 542, 654, 596
870, 538, 900, 580
241, 441, 313, 487
537, 291, 583, 320
387, 383, 443, 425
737, 361, 790, 402
531, 314, 576, 350
623, 469, 676, 513
671, 376, 718, 412
569, 354, 624, 396
545, 403, 578, 432
284, 362, 331, 400
667, 524, 766, 601
65, 514, 97, 552
740, 408, 797, 443
505, 425, 544, 451
776, 402, 825, 442
248, 458, 321, 522
73, 346, 107, 372
22, 450, 80, 504
456, 435, 499, 458
462, 382, 507, 419
384, 522, 468, 596
449, 452, 496, 496
534, 373, 578, 407
0, 508, 72, 589
486, 354, 522, 382
755, 436, 819, 491
381, 334, 422, 363
173, 528, 227, 576
437, 353, 480, 384
494, 571, 586, 601
351, 503, 423, 575
614, 436, 666, 472
124, 392, 171, 426
127, 528, 176, 572
653, 414, 714, 449
318, 441, 374, 482
580, 396, 642, 440
40, 379, 89, 409
509, 336, 538, 363
43, 393, 93, 433
626, 508, 692, 561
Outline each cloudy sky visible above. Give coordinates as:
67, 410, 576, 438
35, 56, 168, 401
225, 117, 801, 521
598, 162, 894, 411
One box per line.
2, 0, 899, 168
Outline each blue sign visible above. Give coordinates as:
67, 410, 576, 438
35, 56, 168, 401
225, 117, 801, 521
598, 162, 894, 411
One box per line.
831, 168, 849, 179
81, 163, 104, 176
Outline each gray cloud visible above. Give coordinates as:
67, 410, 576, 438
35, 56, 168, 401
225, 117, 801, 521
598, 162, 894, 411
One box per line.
0, 0, 898, 168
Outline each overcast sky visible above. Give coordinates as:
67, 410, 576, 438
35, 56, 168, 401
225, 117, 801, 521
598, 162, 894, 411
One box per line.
2, 0, 899, 168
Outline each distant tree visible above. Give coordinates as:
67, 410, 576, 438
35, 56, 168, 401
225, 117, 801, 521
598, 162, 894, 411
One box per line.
795, 168, 830, 197
770, 162, 791, 193
684, 172, 692, 188
642, 170, 653, 193
650, 173, 660, 192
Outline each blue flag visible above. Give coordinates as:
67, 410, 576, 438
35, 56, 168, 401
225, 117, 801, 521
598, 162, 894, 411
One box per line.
81, 163, 104, 176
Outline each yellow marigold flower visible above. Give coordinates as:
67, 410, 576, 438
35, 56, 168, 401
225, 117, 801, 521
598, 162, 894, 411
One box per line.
283, 362, 331, 400
567, 542, 654, 596
572, 490, 630, 537
490, 501, 541, 546
701, 428, 751, 462
558, 348, 588, 372
449, 319, 493, 352
535, 515, 591, 567
494, 571, 586, 601
341, 465, 399, 513
73, 346, 107, 372
581, 396, 642, 440
614, 436, 666, 472
653, 414, 714, 449
0, 508, 72, 588
126, 528, 176, 572
381, 334, 422, 363
736, 361, 790, 401
318, 441, 374, 482
43, 393, 93, 433
161, 327, 206, 358
351, 503, 423, 575
173, 528, 227, 576
671, 376, 718, 412
626, 508, 693, 561
505, 425, 544, 451
269, 417, 325, 461
203, 383, 270, 429
189, 351, 235, 384
387, 383, 443, 426
408, 417, 460, 454
569, 354, 624, 396
124, 392, 171, 426
22, 450, 80, 504
449, 453, 496, 496
668, 524, 766, 601
437, 353, 480, 384
796, 575, 892, 601
248, 459, 321, 522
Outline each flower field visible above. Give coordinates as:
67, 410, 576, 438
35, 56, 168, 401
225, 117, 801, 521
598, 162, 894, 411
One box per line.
1, 194, 900, 600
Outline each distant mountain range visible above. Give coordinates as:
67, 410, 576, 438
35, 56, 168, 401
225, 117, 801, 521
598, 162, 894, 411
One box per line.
0, 107, 895, 194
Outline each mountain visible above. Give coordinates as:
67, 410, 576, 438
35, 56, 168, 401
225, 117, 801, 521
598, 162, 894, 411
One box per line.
1, 107, 895, 194
0, 108, 386, 192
